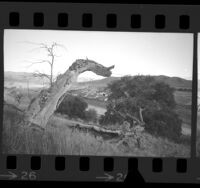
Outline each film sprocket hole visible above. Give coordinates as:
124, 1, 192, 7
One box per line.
0, 2, 199, 183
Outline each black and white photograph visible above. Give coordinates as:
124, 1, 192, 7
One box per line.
3, 30, 192, 157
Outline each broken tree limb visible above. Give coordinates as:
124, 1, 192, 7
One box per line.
112, 107, 145, 127
25, 59, 115, 129
69, 122, 122, 136
64, 117, 144, 140
139, 107, 145, 124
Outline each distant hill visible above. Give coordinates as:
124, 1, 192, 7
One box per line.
77, 75, 192, 90
4, 71, 50, 88
4, 71, 49, 83
76, 77, 120, 87
4, 71, 192, 90
154, 75, 192, 89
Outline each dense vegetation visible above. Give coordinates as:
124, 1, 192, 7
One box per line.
56, 95, 97, 123
2, 105, 190, 156
2, 74, 191, 157
99, 75, 182, 141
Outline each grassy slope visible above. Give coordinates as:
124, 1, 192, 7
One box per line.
174, 90, 191, 134
2, 105, 190, 157
3, 73, 192, 157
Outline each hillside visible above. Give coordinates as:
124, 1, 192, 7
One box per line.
2, 104, 190, 157
4, 71, 192, 89
78, 75, 192, 89
3, 71, 192, 157
4, 71, 49, 83
155, 75, 192, 89
4, 71, 49, 88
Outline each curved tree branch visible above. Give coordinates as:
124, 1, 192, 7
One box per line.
33, 71, 51, 80
25, 59, 114, 128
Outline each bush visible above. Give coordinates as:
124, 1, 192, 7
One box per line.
144, 108, 182, 141
56, 95, 98, 123
85, 109, 98, 123
100, 75, 182, 141
56, 95, 88, 119
99, 104, 124, 125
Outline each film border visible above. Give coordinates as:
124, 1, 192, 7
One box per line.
0, 2, 199, 183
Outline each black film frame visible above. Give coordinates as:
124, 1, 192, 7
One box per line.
0, 2, 199, 183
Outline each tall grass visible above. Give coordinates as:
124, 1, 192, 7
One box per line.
2, 105, 190, 157
2, 106, 120, 155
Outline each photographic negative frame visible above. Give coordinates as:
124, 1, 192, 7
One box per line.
0, 2, 199, 183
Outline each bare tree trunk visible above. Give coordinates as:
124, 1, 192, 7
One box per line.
50, 56, 54, 88
50, 64, 53, 88
138, 107, 145, 124
26, 71, 75, 128
25, 59, 114, 129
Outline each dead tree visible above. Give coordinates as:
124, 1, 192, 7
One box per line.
26, 42, 66, 88
24, 59, 115, 129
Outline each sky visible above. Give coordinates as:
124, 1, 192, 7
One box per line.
4, 29, 193, 81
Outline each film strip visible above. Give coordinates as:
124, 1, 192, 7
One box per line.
0, 2, 199, 183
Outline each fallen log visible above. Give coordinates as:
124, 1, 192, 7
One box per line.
67, 119, 144, 139
69, 122, 122, 136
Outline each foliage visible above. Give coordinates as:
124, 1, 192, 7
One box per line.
99, 102, 124, 125
144, 108, 182, 141
2, 109, 190, 157
56, 95, 88, 119
26, 42, 66, 88
100, 75, 182, 141
56, 95, 98, 123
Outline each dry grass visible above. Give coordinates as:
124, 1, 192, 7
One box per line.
2, 109, 120, 155
2, 106, 190, 157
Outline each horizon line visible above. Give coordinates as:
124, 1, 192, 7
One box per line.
4, 70, 193, 81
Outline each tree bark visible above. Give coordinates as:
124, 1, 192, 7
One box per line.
138, 107, 145, 124
24, 59, 114, 129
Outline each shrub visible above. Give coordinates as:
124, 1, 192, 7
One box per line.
2, 105, 190, 157
100, 75, 182, 141
56, 95, 88, 119
99, 104, 124, 126
144, 108, 182, 141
